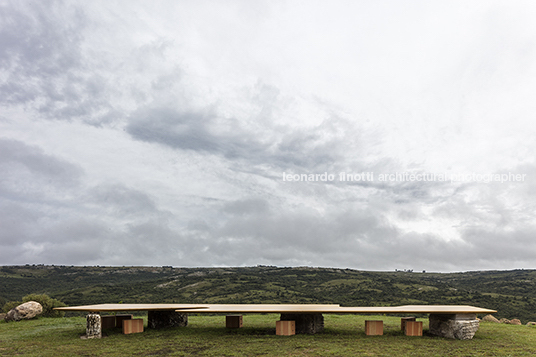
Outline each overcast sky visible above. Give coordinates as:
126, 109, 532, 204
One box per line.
1, 1, 535, 272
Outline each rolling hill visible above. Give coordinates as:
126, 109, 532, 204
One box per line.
2, 265, 535, 322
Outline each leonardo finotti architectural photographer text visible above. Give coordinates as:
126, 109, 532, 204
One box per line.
282, 172, 527, 183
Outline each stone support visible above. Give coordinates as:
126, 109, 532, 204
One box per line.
86, 313, 102, 339
429, 313, 479, 340
147, 310, 188, 329
279, 313, 324, 334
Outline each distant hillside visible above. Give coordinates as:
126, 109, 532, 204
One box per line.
2, 265, 535, 322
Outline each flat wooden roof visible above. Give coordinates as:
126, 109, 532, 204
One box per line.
176, 304, 342, 314
55, 303, 496, 314
326, 305, 496, 314
55, 304, 209, 312
175, 304, 496, 314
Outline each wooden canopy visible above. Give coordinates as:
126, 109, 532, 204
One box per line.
55, 303, 496, 314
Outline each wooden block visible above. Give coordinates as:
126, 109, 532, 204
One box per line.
226, 315, 243, 328
405, 321, 423, 336
276, 320, 295, 336
101, 315, 116, 329
123, 318, 144, 334
115, 314, 133, 328
365, 320, 383, 335
401, 317, 416, 331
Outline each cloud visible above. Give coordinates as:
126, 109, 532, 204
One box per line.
0, 138, 180, 266
1, 1, 536, 272
126, 102, 364, 177
0, 2, 120, 125
126, 107, 264, 157
0, 138, 83, 201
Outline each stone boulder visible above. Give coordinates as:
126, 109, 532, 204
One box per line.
507, 319, 522, 325
4, 301, 43, 322
499, 318, 510, 324
526, 322, 536, 326
482, 315, 500, 323
0, 313, 6, 320
429, 314, 480, 340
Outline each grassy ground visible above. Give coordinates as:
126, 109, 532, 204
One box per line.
1, 314, 535, 356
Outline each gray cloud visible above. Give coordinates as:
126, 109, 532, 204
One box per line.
222, 198, 270, 216
0, 202, 39, 246
126, 104, 358, 175
87, 184, 159, 219
1, 1, 535, 272
0, 138, 181, 266
0, 138, 81, 179
0, 138, 83, 201
0, 2, 119, 125
126, 108, 263, 156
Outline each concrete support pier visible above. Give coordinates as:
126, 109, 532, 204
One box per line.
429, 313, 479, 340
147, 310, 188, 329
280, 313, 324, 334
86, 313, 102, 339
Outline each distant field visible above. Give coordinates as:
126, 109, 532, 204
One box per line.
1, 315, 536, 356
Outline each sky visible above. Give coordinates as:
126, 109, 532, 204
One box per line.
1, 0, 536, 272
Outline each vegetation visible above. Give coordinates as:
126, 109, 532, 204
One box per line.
2, 266, 536, 356
2, 293, 67, 318
1, 314, 536, 356
1, 265, 536, 322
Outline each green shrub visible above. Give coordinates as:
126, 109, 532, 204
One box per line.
2, 294, 67, 317
22, 294, 67, 318
2, 300, 21, 313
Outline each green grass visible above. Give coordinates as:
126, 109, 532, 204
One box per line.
1, 315, 536, 356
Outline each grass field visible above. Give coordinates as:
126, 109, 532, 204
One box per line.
1, 314, 536, 356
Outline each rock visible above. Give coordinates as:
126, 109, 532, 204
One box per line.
482, 315, 500, 323
499, 318, 510, 324
526, 322, 536, 326
429, 314, 480, 340
86, 313, 102, 339
4, 301, 43, 322
507, 319, 522, 325
0, 313, 6, 320
147, 311, 188, 329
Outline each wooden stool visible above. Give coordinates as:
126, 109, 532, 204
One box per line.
401, 317, 416, 331
226, 315, 243, 328
123, 318, 144, 334
365, 320, 383, 335
115, 314, 133, 328
101, 315, 116, 329
405, 321, 423, 336
276, 320, 295, 336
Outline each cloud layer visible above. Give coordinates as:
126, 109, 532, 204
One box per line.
1, 1, 536, 271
